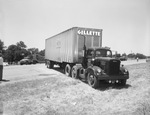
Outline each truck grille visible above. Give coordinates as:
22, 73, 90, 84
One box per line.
107, 60, 120, 75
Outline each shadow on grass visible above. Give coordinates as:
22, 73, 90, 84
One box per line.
0, 79, 10, 83
52, 67, 64, 73
97, 82, 132, 91
38, 74, 56, 76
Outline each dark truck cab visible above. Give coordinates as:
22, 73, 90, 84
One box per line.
71, 47, 129, 88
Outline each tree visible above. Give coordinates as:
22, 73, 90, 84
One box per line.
128, 53, 135, 59
39, 49, 45, 56
5, 45, 18, 63
116, 53, 121, 58
0, 39, 5, 51
16, 41, 27, 49
122, 53, 127, 57
27, 48, 39, 54
135, 53, 146, 59
5, 44, 28, 64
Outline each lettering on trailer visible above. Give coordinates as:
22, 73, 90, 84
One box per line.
77, 29, 101, 36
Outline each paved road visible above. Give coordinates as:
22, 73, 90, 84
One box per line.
2, 64, 61, 85
121, 59, 146, 65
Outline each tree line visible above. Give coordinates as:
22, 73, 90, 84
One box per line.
0, 39, 147, 64
0, 39, 45, 64
114, 52, 147, 59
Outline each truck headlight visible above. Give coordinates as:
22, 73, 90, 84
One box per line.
97, 69, 101, 73
96, 69, 101, 75
124, 69, 129, 75
92, 58, 95, 61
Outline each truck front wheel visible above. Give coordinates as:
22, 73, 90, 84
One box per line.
87, 72, 99, 88
65, 64, 71, 76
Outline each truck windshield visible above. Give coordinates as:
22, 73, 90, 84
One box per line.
95, 49, 112, 57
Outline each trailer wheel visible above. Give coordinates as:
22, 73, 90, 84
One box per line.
87, 72, 99, 88
71, 66, 78, 79
65, 64, 71, 76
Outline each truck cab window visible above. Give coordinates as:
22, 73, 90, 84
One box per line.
96, 51, 101, 57
87, 50, 94, 57
106, 51, 112, 57
95, 49, 112, 57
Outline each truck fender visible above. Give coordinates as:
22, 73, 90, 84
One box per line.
120, 66, 129, 75
85, 66, 102, 78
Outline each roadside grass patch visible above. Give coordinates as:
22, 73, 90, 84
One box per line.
0, 63, 150, 115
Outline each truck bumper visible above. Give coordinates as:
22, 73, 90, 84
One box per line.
96, 74, 129, 80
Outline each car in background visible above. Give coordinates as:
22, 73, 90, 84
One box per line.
115, 56, 127, 61
19, 59, 33, 65
19, 58, 38, 65
119, 56, 127, 61
146, 57, 150, 62
3, 62, 9, 66
32, 59, 38, 64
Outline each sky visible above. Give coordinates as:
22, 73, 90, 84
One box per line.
0, 0, 150, 55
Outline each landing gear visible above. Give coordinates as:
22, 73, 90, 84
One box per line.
47, 61, 54, 69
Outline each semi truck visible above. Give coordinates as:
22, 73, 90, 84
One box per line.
45, 27, 129, 88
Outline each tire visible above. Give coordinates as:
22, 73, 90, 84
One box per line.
71, 66, 78, 79
65, 64, 71, 76
87, 72, 99, 88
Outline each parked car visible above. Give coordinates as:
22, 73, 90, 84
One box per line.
32, 59, 38, 64
3, 62, 9, 66
146, 57, 150, 62
19, 59, 33, 65
119, 56, 127, 61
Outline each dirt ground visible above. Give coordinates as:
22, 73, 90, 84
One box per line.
0, 60, 150, 115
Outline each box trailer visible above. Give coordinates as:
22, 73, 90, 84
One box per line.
45, 27, 129, 88
45, 27, 102, 64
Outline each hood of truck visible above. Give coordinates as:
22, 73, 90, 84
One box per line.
95, 57, 120, 62
93, 57, 121, 75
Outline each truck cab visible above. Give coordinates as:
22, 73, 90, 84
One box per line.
71, 47, 129, 88
86, 47, 112, 66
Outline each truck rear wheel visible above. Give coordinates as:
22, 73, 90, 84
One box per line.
65, 64, 71, 76
87, 72, 99, 88
71, 66, 78, 79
